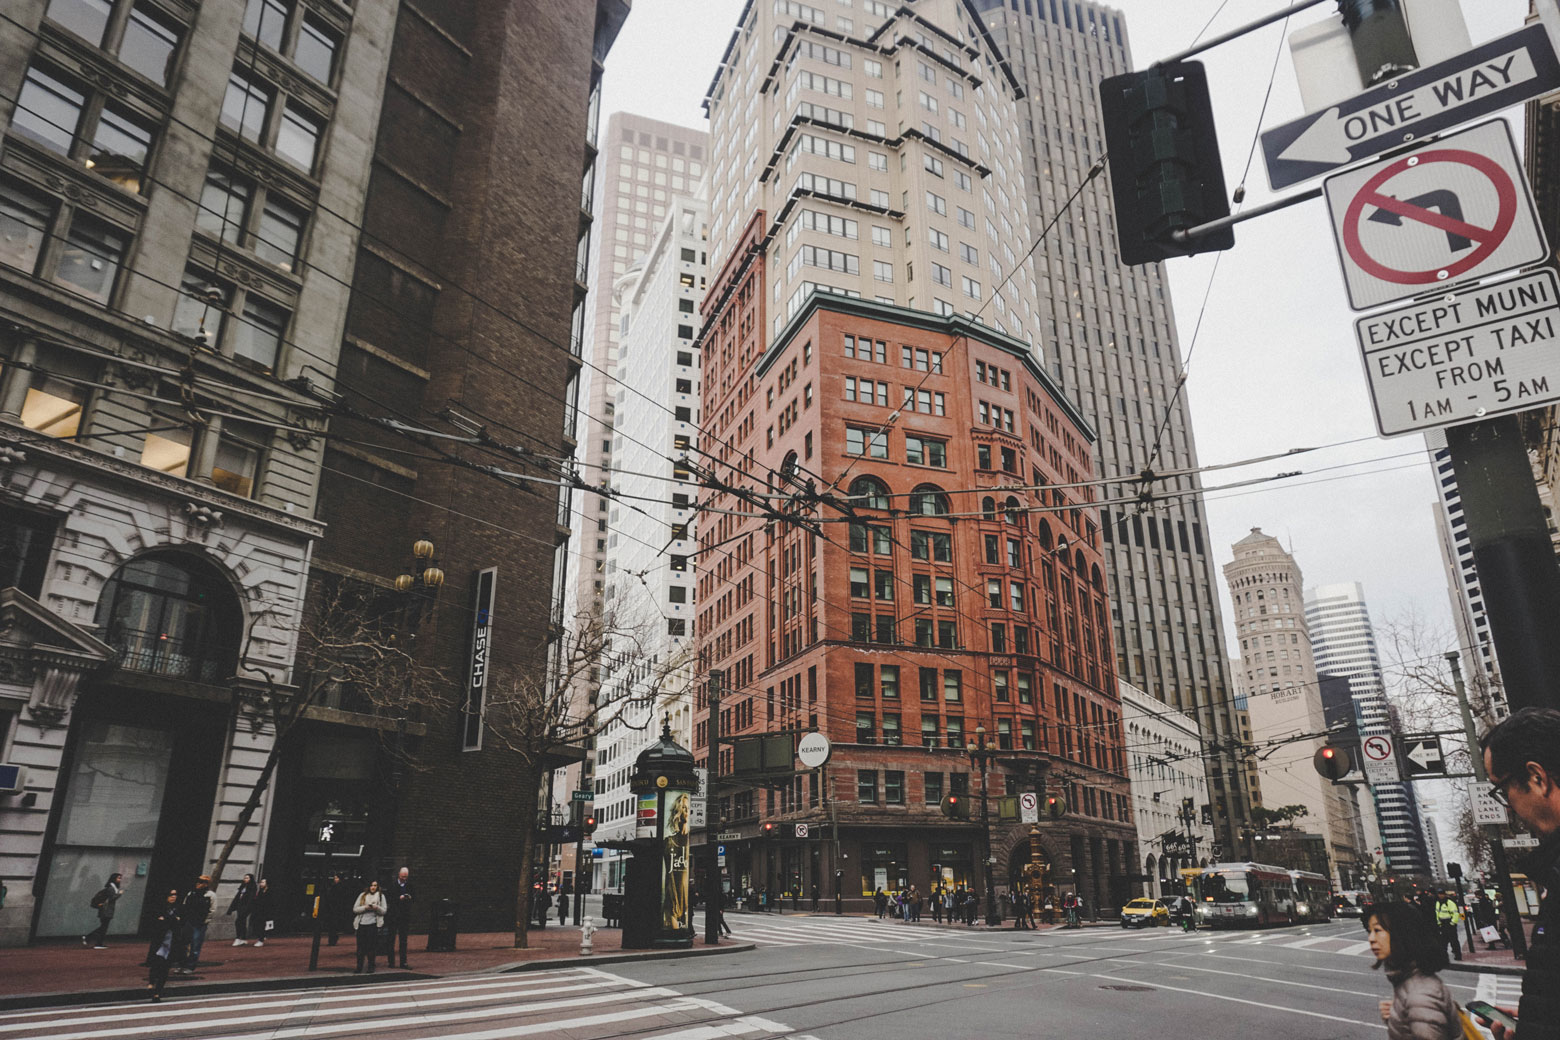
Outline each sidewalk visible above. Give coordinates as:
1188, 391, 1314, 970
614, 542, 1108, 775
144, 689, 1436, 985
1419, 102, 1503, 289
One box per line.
0, 925, 749, 1010
1446, 918, 1530, 977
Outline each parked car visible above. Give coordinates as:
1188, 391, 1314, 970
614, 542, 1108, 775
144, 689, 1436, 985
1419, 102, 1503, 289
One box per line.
1334, 894, 1364, 917
1120, 897, 1172, 927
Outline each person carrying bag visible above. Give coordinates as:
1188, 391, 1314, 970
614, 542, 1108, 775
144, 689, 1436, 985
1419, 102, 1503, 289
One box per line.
352, 880, 387, 974
1365, 901, 1461, 1040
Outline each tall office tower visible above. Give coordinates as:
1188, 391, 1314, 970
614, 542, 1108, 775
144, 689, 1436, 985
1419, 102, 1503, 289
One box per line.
1223, 530, 1367, 885
1425, 430, 1502, 700
967, 0, 1253, 852
589, 194, 707, 892
1422, 815, 1447, 882
563, 113, 706, 892
1307, 582, 1431, 875
697, 0, 1134, 913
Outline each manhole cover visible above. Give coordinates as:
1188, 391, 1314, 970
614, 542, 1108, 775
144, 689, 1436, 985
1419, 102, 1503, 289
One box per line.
1099, 985, 1155, 992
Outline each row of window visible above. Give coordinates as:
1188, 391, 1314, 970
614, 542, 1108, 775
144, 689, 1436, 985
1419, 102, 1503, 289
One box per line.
842, 335, 946, 374
853, 712, 1039, 751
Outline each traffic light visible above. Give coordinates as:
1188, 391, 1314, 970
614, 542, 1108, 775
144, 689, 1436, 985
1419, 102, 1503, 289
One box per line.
761, 821, 776, 837
1045, 795, 1067, 819
940, 794, 970, 820
1314, 744, 1352, 781
1099, 61, 1234, 266
583, 814, 597, 835
1448, 862, 1462, 879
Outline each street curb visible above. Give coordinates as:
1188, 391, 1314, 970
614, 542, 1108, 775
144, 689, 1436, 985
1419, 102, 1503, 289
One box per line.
496, 941, 754, 973
0, 943, 754, 1012
1445, 961, 1526, 977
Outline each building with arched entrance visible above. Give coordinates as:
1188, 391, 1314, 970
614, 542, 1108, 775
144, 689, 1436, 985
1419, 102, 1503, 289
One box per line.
1122, 680, 1214, 898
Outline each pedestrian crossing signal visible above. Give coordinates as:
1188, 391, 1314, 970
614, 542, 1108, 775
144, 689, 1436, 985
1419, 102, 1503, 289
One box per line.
940, 794, 970, 820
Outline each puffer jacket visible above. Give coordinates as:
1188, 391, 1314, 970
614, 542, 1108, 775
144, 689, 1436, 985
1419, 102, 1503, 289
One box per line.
1385, 969, 1459, 1040
1518, 830, 1560, 1037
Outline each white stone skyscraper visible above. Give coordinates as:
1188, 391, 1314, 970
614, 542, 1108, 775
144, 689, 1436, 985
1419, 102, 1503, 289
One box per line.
1425, 430, 1503, 702
961, 0, 1254, 850
1306, 582, 1431, 875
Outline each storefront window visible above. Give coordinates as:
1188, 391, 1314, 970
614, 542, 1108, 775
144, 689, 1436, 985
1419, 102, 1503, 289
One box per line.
860, 842, 908, 896
929, 844, 974, 891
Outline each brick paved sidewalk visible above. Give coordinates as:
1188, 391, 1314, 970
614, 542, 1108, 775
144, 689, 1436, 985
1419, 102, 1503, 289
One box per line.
0, 925, 747, 1009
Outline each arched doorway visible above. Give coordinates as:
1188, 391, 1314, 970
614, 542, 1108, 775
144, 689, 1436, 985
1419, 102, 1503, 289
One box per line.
35, 551, 244, 939
1004, 830, 1055, 920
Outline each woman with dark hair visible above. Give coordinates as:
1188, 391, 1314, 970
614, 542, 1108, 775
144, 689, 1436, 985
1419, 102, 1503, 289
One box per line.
1364, 901, 1460, 1039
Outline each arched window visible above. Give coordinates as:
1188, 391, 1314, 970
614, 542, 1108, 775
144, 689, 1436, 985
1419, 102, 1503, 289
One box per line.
981, 496, 996, 521
1074, 548, 1087, 573
1091, 564, 1104, 591
1037, 520, 1053, 551
1003, 495, 1023, 526
909, 483, 950, 515
96, 552, 242, 682
848, 476, 890, 510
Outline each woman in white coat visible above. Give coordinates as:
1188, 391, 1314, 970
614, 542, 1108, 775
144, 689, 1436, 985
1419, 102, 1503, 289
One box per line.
352, 880, 388, 974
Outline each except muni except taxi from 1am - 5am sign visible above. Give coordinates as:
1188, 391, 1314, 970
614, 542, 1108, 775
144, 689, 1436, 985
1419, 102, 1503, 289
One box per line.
1354, 267, 1560, 436
1325, 120, 1547, 311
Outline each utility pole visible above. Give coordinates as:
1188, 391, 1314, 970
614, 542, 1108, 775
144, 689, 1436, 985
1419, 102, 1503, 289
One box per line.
1448, 652, 1526, 958
1331, 0, 1560, 715
704, 669, 723, 946
830, 772, 842, 914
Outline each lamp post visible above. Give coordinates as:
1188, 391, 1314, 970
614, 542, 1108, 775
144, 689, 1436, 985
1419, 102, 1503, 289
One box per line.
966, 726, 1001, 926
386, 538, 443, 855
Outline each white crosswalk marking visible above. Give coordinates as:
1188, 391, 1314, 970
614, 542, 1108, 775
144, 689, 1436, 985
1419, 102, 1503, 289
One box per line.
712, 914, 964, 948
0, 966, 795, 1040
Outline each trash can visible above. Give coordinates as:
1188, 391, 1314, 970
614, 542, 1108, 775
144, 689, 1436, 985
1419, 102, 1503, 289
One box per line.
426, 898, 458, 952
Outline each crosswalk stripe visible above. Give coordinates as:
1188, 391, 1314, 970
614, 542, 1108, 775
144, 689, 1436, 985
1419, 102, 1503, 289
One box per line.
1282, 937, 1334, 950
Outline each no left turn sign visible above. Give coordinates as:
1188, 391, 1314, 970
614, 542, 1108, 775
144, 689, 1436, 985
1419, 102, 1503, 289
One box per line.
1362, 735, 1393, 763
1324, 120, 1547, 311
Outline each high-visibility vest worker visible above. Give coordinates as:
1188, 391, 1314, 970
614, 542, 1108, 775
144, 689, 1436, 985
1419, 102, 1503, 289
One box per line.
1435, 897, 1461, 925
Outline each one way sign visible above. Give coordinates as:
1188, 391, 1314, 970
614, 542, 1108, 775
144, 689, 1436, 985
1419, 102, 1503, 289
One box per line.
1400, 734, 1447, 778
1262, 24, 1560, 190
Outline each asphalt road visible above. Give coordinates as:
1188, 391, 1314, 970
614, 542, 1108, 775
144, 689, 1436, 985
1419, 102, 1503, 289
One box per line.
7, 915, 1520, 1040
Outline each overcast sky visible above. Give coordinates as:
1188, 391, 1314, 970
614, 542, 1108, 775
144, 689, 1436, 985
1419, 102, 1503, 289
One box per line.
596, 0, 1535, 860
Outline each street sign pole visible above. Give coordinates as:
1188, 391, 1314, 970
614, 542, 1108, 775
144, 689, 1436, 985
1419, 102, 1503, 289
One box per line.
704, 670, 723, 946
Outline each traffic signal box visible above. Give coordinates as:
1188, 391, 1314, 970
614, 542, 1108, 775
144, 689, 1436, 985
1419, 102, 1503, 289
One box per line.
939, 794, 971, 820
1313, 744, 1352, 782
1099, 61, 1234, 266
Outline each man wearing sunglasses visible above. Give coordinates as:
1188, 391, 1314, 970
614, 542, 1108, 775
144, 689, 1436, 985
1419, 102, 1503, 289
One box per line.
1479, 707, 1560, 1039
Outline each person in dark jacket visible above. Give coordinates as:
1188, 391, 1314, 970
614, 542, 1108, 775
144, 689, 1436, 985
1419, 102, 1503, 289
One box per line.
1480, 706, 1560, 1040
322, 874, 350, 946
84, 873, 124, 949
146, 889, 183, 1002
228, 873, 256, 946
251, 878, 274, 946
176, 875, 215, 973
386, 867, 414, 968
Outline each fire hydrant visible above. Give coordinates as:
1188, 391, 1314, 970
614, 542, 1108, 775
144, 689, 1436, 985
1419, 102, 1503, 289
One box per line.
579, 915, 597, 956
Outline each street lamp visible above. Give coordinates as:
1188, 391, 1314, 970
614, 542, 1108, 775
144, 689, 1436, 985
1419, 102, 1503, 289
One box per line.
966, 726, 1001, 926
394, 536, 445, 628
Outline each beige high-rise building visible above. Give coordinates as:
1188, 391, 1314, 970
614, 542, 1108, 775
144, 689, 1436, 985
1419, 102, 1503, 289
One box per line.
1224, 529, 1367, 885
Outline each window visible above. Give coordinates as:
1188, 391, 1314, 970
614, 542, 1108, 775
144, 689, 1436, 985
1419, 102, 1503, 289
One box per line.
116, 6, 181, 85
990, 622, 1007, 653
987, 579, 1002, 608
210, 421, 264, 497
932, 263, 952, 287
944, 670, 962, 702
96, 552, 242, 682
883, 714, 901, 746
881, 665, 899, 700
855, 662, 874, 698
856, 713, 875, 744
0, 509, 58, 599
925, 191, 946, 215
0, 182, 53, 274
845, 426, 888, 458
919, 667, 938, 703
935, 576, 953, 607
905, 437, 946, 468
871, 225, 891, 247
1010, 583, 1026, 612
54, 215, 127, 303
46, 0, 112, 44
275, 104, 321, 172
874, 569, 894, 601
928, 228, 948, 251
232, 295, 289, 371
857, 769, 878, 801
294, 16, 339, 84
1018, 673, 1033, 704
667, 618, 687, 636
849, 476, 890, 509
885, 769, 905, 803
243, 0, 288, 51
13, 66, 155, 194
912, 573, 931, 604
909, 484, 949, 515
993, 669, 1009, 702
196, 169, 249, 246
873, 260, 893, 282
20, 373, 86, 439
849, 566, 869, 598
221, 71, 271, 143
12, 68, 83, 155
910, 530, 951, 561
255, 194, 305, 271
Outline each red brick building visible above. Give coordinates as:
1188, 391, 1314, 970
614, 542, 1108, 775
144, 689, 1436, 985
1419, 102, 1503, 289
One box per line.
696, 267, 1136, 913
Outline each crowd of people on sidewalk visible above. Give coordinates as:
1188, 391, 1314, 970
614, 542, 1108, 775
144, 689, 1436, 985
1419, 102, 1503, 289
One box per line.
78, 865, 417, 999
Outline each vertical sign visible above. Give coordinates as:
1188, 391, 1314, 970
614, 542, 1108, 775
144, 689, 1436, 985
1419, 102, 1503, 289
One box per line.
690, 767, 708, 829
661, 786, 693, 932
462, 567, 497, 751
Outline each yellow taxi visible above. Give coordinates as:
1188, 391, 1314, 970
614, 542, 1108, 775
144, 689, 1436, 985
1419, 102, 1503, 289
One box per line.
1119, 897, 1172, 928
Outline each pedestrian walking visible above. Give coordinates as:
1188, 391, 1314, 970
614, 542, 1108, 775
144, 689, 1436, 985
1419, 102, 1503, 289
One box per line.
251, 878, 274, 946
911, 886, 923, 922
1477, 706, 1560, 1039
558, 882, 570, 926
175, 876, 215, 974
1364, 901, 1460, 1040
533, 884, 552, 928
811, 884, 819, 912
964, 889, 978, 926
1433, 891, 1462, 962
1012, 889, 1029, 929
873, 887, 887, 919
1471, 892, 1508, 950
387, 866, 414, 968
352, 880, 387, 974
146, 889, 182, 1003
84, 873, 124, 949
228, 873, 256, 947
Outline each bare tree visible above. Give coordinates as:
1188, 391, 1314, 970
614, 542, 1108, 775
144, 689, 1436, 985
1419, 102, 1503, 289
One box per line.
209, 577, 443, 886
479, 604, 694, 948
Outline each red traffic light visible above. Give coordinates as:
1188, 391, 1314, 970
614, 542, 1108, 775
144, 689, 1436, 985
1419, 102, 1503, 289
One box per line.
1313, 744, 1351, 781
583, 815, 597, 833
1321, 747, 1335, 759
762, 822, 775, 836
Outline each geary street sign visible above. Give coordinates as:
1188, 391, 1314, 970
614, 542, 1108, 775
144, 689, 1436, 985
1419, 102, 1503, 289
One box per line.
1263, 24, 1560, 190
1324, 120, 1547, 311
1354, 268, 1560, 436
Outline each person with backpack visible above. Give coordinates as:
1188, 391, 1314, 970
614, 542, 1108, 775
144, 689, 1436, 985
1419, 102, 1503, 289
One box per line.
83, 873, 124, 949
228, 874, 256, 947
